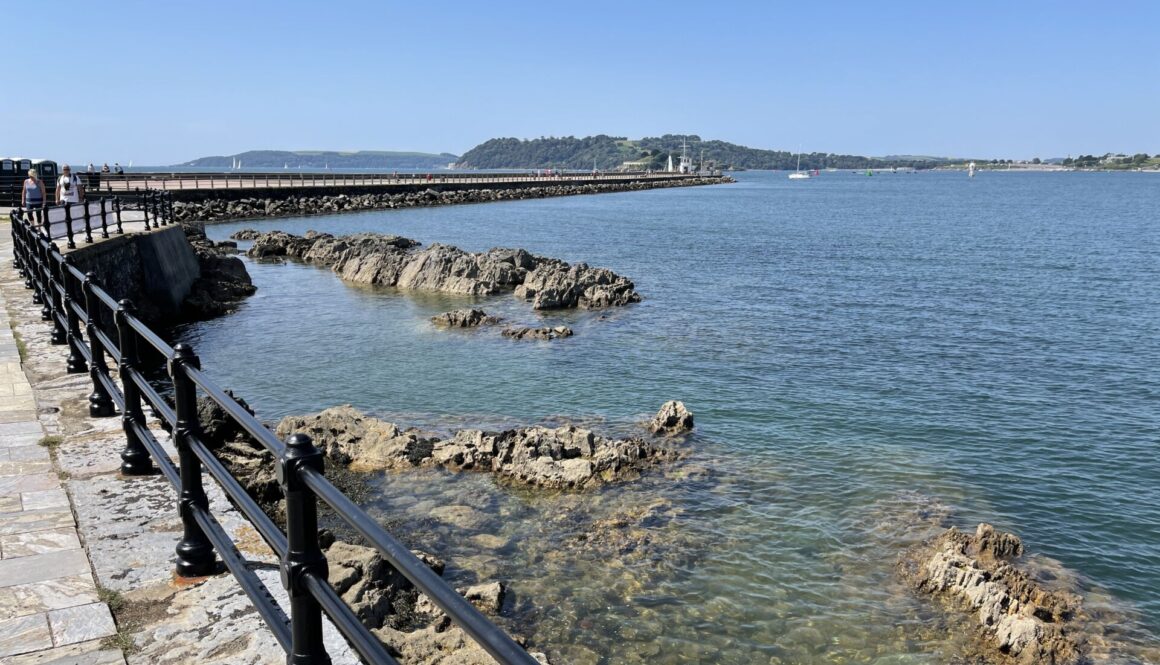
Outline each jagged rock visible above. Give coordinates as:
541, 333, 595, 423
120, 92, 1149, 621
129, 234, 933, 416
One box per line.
501, 326, 573, 341
433, 424, 682, 489
275, 405, 435, 472
180, 223, 256, 320
239, 229, 639, 310
431, 309, 501, 328
278, 406, 686, 490
648, 400, 694, 435
899, 523, 1085, 665
515, 262, 641, 309
230, 228, 263, 240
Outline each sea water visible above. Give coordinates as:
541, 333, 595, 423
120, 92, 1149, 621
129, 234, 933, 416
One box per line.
179, 171, 1160, 663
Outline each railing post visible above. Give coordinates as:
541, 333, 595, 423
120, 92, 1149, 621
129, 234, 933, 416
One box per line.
278, 433, 330, 665
166, 192, 175, 224
30, 234, 46, 307
46, 243, 66, 345
113, 197, 124, 234
82, 202, 94, 243
63, 204, 77, 249
61, 256, 87, 373
99, 198, 110, 238
116, 299, 153, 475
83, 272, 114, 417
170, 343, 217, 577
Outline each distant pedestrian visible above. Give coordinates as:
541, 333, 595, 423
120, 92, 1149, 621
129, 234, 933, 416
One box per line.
87, 163, 95, 173
101, 163, 110, 173
56, 165, 85, 205
114, 162, 123, 174
21, 169, 44, 210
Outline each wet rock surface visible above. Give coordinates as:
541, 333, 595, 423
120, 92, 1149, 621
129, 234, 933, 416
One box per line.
236, 230, 639, 310
431, 309, 501, 328
180, 222, 256, 320
277, 405, 688, 490
648, 400, 694, 435
900, 523, 1085, 665
171, 178, 729, 224
501, 326, 574, 341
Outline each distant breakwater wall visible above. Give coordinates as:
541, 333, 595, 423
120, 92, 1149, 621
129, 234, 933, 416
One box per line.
170, 176, 731, 223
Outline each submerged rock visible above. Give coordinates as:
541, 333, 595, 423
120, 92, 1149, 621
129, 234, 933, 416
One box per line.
501, 326, 574, 341
241, 230, 639, 310
431, 308, 501, 328
648, 400, 694, 435
899, 523, 1084, 665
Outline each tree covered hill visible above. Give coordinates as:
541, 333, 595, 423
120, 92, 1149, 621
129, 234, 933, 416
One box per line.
456, 135, 953, 171
180, 150, 458, 169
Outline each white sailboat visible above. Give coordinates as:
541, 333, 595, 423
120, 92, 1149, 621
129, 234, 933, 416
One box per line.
788, 150, 811, 179
968, 161, 977, 178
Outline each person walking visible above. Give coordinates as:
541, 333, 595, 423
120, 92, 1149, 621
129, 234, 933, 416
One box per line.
21, 169, 45, 210
56, 164, 85, 205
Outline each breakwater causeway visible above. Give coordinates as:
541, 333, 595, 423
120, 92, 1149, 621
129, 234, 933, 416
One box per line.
170, 175, 728, 223
176, 171, 1160, 663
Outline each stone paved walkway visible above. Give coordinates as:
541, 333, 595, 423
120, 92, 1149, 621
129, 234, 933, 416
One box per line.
0, 221, 124, 662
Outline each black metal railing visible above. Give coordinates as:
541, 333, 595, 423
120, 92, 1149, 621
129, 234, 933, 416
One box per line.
15, 191, 175, 249
7, 209, 539, 665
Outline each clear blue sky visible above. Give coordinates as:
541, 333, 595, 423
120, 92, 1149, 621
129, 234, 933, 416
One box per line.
3, 0, 1156, 165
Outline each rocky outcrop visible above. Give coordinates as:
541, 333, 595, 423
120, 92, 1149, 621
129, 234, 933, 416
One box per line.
648, 400, 694, 435
275, 405, 436, 473
899, 523, 1085, 665
501, 326, 573, 341
171, 178, 730, 224
276, 406, 687, 490
514, 261, 640, 309
431, 309, 501, 328
239, 229, 639, 310
180, 222, 256, 320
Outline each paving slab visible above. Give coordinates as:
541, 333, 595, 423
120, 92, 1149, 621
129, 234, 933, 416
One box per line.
0, 508, 75, 536
0, 574, 100, 621
47, 602, 117, 647
3, 638, 124, 665
0, 612, 53, 657
19, 488, 69, 511
0, 548, 90, 588
0, 526, 81, 558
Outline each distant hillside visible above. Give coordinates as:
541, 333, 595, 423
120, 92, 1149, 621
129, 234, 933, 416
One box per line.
179, 150, 458, 169
456, 135, 954, 171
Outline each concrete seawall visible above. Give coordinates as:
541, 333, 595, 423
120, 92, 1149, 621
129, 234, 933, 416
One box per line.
66, 226, 200, 321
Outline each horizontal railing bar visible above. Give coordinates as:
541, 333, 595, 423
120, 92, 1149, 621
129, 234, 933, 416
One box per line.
129, 419, 179, 489
97, 373, 125, 412
129, 370, 177, 427
72, 338, 94, 365
126, 315, 173, 357
65, 263, 86, 283
93, 328, 121, 364
303, 572, 400, 665
189, 504, 293, 653
68, 299, 87, 322
92, 285, 120, 312
182, 365, 286, 456
188, 438, 289, 559
301, 467, 540, 665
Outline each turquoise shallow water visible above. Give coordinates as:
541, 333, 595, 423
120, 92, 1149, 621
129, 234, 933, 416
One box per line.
180, 171, 1160, 663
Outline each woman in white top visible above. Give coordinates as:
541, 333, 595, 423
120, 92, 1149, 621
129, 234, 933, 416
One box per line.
56, 164, 85, 205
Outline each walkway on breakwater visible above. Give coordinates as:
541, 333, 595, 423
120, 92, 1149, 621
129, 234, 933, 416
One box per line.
0, 219, 122, 663
0, 216, 362, 664
90, 170, 720, 194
